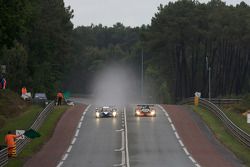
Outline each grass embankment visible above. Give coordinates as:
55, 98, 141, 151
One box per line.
6, 106, 69, 167
0, 89, 30, 129
223, 108, 250, 134
192, 106, 250, 167
0, 105, 42, 145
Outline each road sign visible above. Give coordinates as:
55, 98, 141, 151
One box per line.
16, 130, 25, 139
195, 92, 201, 98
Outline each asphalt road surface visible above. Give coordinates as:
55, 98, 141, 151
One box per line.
59, 103, 196, 167
127, 105, 194, 167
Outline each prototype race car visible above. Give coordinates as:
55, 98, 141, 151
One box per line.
135, 104, 156, 117
95, 106, 118, 118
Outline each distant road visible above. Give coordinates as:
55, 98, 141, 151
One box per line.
57, 98, 241, 167
59, 101, 195, 167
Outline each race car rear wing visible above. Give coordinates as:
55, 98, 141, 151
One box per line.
136, 104, 154, 107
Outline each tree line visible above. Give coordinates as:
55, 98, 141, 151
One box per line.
0, 0, 73, 97
1, 0, 250, 102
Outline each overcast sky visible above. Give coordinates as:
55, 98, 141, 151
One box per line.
64, 0, 250, 27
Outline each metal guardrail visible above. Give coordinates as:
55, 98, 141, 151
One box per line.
16, 101, 55, 154
0, 147, 8, 167
180, 98, 250, 148
0, 101, 55, 167
203, 98, 241, 105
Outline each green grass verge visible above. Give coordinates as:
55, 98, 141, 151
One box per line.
0, 105, 43, 145
6, 105, 69, 167
192, 106, 250, 167
223, 108, 250, 134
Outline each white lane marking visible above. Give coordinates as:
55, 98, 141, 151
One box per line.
124, 107, 130, 167
57, 104, 91, 167
195, 164, 201, 167
115, 131, 124, 151
113, 151, 125, 166
178, 140, 184, 147
183, 147, 190, 155
174, 132, 180, 139
56, 161, 63, 167
71, 137, 76, 144
80, 116, 84, 121
116, 129, 124, 132
171, 124, 176, 131
78, 122, 82, 129
67, 145, 72, 153
158, 104, 200, 167
189, 156, 196, 163
62, 153, 68, 161
75, 129, 80, 137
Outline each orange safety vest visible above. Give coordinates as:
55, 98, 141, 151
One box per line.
22, 87, 27, 94
57, 92, 63, 98
5, 134, 17, 147
2, 79, 6, 89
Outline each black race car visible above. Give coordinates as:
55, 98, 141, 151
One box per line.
135, 104, 156, 117
95, 106, 117, 118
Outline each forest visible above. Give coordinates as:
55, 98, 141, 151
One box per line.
0, 0, 250, 102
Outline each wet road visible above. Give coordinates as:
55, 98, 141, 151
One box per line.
127, 105, 194, 167
59, 102, 195, 167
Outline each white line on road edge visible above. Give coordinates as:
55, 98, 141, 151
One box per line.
75, 129, 80, 137
115, 131, 124, 151
57, 104, 91, 167
168, 117, 172, 123
195, 164, 201, 167
116, 129, 124, 132
113, 151, 125, 167
124, 107, 130, 167
80, 116, 84, 121
174, 132, 180, 139
189, 156, 196, 163
62, 153, 68, 161
78, 122, 82, 128
157, 104, 200, 167
71, 137, 76, 144
171, 124, 176, 131
67, 145, 72, 153
183, 147, 190, 155
56, 161, 63, 167
178, 140, 184, 147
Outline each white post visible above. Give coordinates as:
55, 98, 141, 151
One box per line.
141, 48, 144, 99
209, 67, 211, 101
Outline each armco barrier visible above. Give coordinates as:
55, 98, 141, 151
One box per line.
203, 98, 241, 105
0, 101, 55, 167
180, 98, 250, 148
16, 101, 55, 154
0, 146, 8, 167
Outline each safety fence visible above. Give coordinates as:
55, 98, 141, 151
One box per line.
203, 98, 241, 105
0, 146, 8, 167
180, 98, 250, 148
0, 101, 55, 167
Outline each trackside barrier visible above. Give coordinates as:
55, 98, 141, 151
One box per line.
16, 101, 55, 154
0, 101, 55, 167
180, 98, 250, 148
203, 98, 241, 105
0, 146, 8, 167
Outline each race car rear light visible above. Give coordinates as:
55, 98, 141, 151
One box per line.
112, 111, 117, 117
136, 110, 141, 115
151, 110, 156, 115
96, 112, 100, 117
